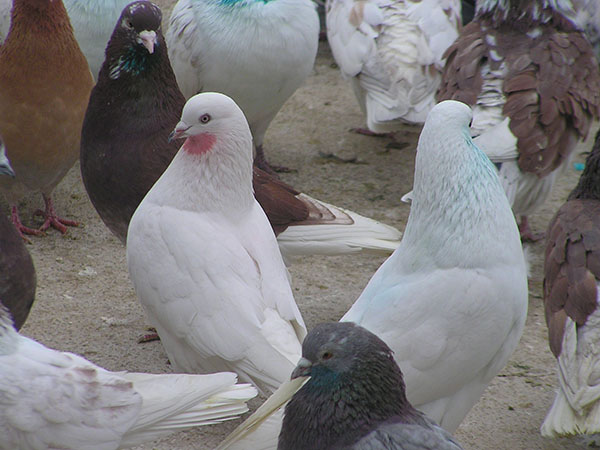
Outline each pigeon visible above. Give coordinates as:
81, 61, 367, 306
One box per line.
126, 92, 306, 395
341, 100, 529, 433
0, 304, 256, 450
437, 0, 600, 241
0, 0, 94, 238
0, 142, 36, 330
165, 0, 319, 172
0, 0, 132, 80
81, 1, 401, 259
326, 0, 461, 136
279, 322, 464, 449
540, 130, 600, 438
217, 322, 464, 449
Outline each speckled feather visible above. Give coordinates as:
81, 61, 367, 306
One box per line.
438, 0, 600, 177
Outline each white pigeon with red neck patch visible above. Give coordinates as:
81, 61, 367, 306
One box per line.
127, 92, 306, 396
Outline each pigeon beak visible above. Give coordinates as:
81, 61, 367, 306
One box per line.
0, 162, 14, 177
0, 147, 15, 177
291, 357, 312, 379
138, 30, 157, 54
169, 121, 191, 142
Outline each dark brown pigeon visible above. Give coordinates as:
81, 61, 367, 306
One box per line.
80, 1, 400, 259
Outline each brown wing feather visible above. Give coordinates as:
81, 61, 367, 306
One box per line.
544, 200, 600, 357
437, 22, 486, 106
438, 14, 600, 178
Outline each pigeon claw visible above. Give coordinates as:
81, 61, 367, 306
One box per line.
518, 216, 545, 243
11, 205, 42, 243
34, 195, 79, 234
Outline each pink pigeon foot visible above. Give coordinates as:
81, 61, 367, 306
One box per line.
34, 194, 79, 234
138, 327, 161, 344
519, 216, 545, 242
254, 144, 294, 175
10, 206, 41, 242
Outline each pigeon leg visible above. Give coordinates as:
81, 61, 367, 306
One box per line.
34, 194, 79, 234
138, 327, 161, 344
10, 206, 41, 242
254, 144, 293, 175
519, 216, 544, 242
350, 128, 396, 139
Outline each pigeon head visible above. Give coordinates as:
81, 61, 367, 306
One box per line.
280, 322, 415, 449
104, 1, 163, 80
0, 139, 15, 178
170, 92, 252, 157
291, 322, 397, 381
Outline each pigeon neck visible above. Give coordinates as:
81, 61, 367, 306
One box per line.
152, 133, 254, 213
568, 137, 600, 201
281, 360, 416, 448
401, 126, 522, 269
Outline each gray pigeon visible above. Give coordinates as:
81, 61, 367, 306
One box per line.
279, 322, 464, 450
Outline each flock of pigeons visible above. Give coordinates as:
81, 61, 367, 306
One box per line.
0, 0, 599, 448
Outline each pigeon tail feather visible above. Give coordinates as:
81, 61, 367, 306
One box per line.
119, 372, 256, 448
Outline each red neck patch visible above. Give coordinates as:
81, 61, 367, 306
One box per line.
183, 133, 216, 155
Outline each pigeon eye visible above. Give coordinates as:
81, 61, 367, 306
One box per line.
123, 18, 133, 29
200, 114, 211, 124
321, 351, 333, 361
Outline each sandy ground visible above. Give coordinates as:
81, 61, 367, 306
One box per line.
3, 2, 598, 448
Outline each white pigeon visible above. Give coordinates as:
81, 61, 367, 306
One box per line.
0, 0, 131, 80
165, 0, 319, 171
341, 100, 529, 433
437, 0, 600, 241
213, 100, 529, 450
541, 131, 600, 439
126, 92, 306, 396
325, 0, 461, 133
0, 304, 256, 450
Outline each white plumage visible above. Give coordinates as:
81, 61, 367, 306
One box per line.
166, 0, 319, 162
0, 306, 256, 450
342, 100, 528, 432
326, 0, 461, 131
126, 92, 305, 395
541, 287, 600, 438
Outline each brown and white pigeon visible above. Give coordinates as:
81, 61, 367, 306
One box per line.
541, 129, 600, 439
437, 0, 600, 241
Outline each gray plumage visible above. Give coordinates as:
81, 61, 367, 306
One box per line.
279, 322, 463, 450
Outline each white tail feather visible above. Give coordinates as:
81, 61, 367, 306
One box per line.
277, 196, 401, 258
119, 372, 256, 448
216, 377, 307, 450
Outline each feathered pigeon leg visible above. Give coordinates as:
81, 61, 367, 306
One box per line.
34, 194, 79, 234
10, 206, 40, 242
254, 144, 293, 174
518, 215, 544, 242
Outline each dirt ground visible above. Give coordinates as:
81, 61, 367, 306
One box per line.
4, 3, 598, 448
